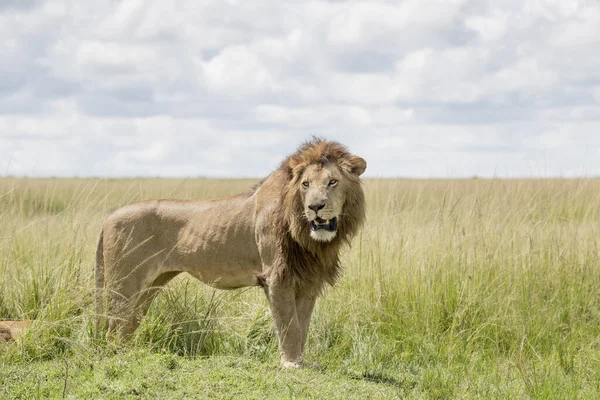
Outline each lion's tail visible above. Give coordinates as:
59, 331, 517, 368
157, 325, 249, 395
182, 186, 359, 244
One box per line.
95, 229, 106, 336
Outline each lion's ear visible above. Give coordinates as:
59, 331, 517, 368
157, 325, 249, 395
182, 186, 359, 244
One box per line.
341, 156, 367, 176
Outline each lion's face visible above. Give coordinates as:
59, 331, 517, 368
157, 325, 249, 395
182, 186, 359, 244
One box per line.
284, 140, 366, 248
298, 163, 351, 242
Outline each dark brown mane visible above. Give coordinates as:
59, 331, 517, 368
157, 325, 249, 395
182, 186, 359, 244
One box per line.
268, 138, 366, 293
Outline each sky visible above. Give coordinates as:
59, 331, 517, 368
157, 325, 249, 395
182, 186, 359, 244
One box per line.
1, 0, 600, 179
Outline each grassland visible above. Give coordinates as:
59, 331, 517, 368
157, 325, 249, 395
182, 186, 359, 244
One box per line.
2, 177, 600, 399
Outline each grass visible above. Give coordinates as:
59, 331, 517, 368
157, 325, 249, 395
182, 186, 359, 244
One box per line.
2, 177, 600, 398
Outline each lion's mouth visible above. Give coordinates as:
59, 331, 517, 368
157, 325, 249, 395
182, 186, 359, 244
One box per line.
310, 217, 337, 232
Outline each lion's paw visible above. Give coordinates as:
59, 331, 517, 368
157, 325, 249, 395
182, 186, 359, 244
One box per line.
281, 361, 302, 369
281, 361, 321, 370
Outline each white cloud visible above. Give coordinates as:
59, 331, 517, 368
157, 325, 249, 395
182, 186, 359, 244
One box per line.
465, 10, 509, 42
202, 45, 279, 95
1, 0, 600, 178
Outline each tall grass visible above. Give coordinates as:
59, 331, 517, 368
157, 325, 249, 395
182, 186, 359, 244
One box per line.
2, 177, 600, 397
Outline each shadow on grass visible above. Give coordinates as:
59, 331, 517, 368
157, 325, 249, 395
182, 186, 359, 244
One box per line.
346, 369, 416, 390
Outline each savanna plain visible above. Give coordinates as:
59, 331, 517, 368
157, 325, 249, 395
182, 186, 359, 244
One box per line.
1, 177, 600, 399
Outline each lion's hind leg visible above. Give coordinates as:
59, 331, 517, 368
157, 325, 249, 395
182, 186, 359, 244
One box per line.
106, 269, 181, 341
104, 260, 154, 341
106, 282, 144, 341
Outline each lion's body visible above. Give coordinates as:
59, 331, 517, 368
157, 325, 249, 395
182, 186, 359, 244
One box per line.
102, 196, 261, 289
96, 139, 366, 367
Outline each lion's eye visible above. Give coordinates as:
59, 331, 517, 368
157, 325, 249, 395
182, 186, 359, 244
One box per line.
302, 181, 310, 188
329, 179, 338, 187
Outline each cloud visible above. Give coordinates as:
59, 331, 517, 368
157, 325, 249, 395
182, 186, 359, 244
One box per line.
1, 0, 600, 178
0, 0, 42, 11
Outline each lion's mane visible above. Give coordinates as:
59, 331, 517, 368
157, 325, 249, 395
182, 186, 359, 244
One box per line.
261, 138, 366, 293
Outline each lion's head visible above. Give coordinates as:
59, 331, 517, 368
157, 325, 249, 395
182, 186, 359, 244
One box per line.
281, 138, 366, 250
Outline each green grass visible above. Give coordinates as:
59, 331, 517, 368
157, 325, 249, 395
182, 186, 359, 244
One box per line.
2, 348, 408, 399
2, 177, 600, 398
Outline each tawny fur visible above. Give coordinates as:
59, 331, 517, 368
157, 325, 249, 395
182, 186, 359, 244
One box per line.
96, 138, 366, 367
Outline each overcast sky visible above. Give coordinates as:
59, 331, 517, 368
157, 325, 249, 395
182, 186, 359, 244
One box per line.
1, 0, 599, 178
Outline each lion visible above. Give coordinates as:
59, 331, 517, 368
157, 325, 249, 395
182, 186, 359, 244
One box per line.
95, 138, 366, 367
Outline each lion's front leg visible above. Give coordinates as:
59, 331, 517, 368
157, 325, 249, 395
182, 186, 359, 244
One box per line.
296, 292, 317, 356
265, 280, 303, 368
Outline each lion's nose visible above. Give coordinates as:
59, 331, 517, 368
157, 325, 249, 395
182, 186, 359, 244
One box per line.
308, 202, 326, 213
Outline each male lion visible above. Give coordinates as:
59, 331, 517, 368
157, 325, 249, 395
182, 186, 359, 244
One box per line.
96, 138, 366, 367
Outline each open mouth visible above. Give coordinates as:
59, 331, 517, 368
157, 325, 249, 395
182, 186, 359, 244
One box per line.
310, 217, 337, 232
